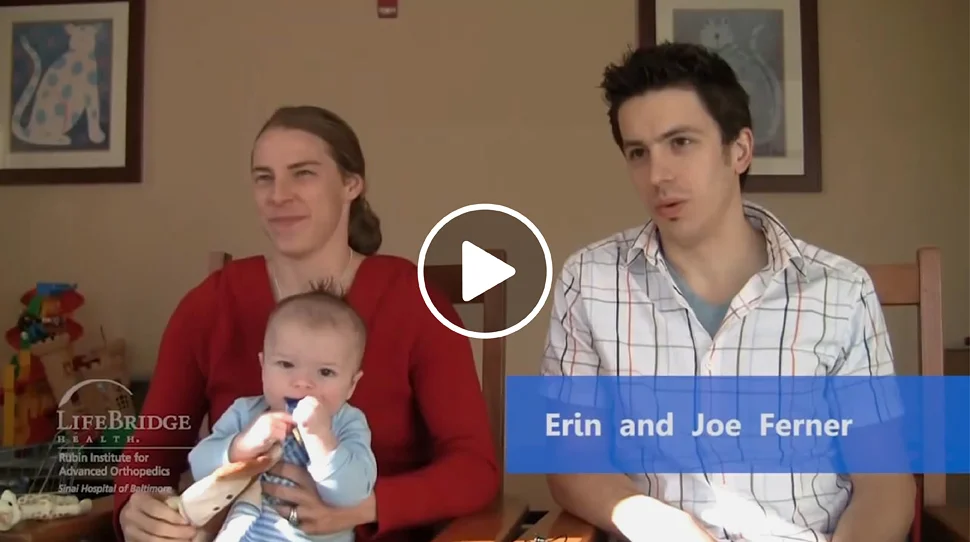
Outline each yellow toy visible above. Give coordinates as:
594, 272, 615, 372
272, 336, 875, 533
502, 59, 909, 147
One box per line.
2, 365, 14, 446
16, 350, 30, 384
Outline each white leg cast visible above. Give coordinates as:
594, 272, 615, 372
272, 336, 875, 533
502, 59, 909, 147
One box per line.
17, 499, 54, 520
49, 499, 92, 519
0, 491, 22, 531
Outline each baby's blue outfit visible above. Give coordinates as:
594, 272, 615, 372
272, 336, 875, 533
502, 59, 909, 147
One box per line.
188, 396, 377, 542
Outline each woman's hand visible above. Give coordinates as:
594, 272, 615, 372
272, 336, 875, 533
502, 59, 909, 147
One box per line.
119, 489, 198, 541
263, 462, 377, 535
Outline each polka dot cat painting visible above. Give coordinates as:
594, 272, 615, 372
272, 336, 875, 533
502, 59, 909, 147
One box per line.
10, 22, 111, 150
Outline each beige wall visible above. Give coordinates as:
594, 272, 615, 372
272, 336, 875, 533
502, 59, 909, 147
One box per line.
1, 0, 967, 507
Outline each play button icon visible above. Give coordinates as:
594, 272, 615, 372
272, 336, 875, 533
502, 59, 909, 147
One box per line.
461, 241, 516, 302
417, 203, 553, 340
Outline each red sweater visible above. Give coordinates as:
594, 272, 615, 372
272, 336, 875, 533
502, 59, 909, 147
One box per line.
112, 255, 500, 541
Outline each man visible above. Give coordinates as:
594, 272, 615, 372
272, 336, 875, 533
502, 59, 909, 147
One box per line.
541, 42, 915, 541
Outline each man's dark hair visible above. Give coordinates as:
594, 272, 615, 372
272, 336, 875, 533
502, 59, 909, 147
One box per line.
600, 41, 752, 188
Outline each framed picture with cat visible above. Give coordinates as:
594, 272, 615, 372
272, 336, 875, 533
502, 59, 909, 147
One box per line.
0, 0, 145, 185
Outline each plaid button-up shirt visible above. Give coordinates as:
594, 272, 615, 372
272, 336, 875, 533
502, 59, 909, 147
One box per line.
540, 202, 896, 541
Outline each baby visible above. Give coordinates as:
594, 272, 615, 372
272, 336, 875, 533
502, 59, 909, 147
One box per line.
188, 287, 376, 542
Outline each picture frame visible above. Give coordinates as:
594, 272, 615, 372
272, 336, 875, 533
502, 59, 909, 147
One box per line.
0, 0, 145, 186
638, 0, 821, 193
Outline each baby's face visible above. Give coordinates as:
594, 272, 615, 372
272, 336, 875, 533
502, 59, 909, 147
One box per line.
259, 321, 362, 415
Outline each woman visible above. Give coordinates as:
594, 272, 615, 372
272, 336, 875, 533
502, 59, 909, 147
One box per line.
114, 106, 500, 541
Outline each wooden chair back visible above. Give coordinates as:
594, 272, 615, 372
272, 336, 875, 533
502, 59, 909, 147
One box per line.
864, 247, 946, 542
208, 250, 509, 496
421, 249, 509, 495
209, 251, 232, 274
863, 247, 945, 509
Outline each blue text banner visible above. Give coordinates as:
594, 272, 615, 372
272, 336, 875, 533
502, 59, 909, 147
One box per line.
505, 376, 969, 474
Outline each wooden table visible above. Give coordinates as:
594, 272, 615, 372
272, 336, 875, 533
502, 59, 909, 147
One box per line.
0, 496, 114, 542
1, 498, 959, 542
516, 506, 968, 542
516, 507, 603, 542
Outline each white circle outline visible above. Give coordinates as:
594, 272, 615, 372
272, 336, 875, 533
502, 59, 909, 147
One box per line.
417, 203, 553, 340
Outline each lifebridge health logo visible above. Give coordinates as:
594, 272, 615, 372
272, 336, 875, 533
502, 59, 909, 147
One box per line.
53, 379, 192, 496
55, 378, 192, 446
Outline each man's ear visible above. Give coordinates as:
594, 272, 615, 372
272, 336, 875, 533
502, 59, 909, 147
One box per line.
731, 127, 754, 176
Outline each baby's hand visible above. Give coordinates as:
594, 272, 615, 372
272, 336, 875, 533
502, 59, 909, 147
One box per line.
229, 411, 294, 461
291, 397, 332, 439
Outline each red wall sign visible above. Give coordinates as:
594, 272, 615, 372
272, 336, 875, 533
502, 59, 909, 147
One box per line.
377, 0, 397, 18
